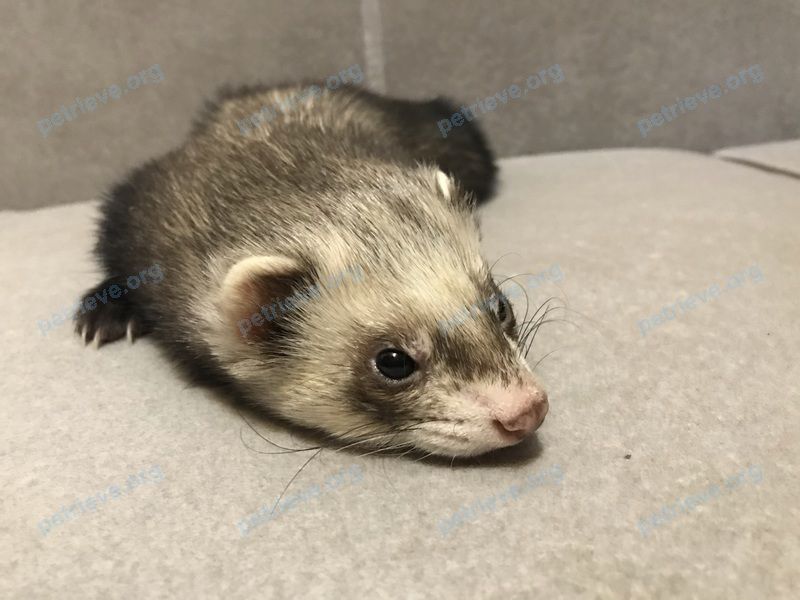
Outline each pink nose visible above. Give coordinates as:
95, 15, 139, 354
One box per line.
493, 390, 549, 436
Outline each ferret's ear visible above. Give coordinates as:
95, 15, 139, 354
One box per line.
220, 255, 308, 343
435, 170, 454, 201
435, 169, 476, 210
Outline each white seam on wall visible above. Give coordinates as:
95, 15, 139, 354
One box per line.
360, 0, 386, 93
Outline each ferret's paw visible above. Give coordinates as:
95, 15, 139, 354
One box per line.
74, 300, 150, 349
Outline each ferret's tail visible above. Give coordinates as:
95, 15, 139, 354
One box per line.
362, 90, 498, 206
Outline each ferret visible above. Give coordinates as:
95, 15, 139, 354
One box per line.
75, 81, 549, 458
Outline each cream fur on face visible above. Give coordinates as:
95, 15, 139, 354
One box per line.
204, 181, 543, 458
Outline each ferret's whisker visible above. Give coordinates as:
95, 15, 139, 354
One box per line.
356, 442, 415, 458
239, 431, 320, 455
238, 409, 321, 453
521, 302, 562, 356
530, 347, 562, 372
412, 451, 436, 463
518, 298, 562, 348
269, 447, 324, 516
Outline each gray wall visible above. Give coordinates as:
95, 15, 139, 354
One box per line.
3, 0, 799, 210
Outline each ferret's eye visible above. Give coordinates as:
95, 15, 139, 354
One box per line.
375, 349, 416, 380
495, 294, 512, 324
496, 295, 509, 322
492, 293, 516, 334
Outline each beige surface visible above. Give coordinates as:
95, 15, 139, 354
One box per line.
716, 139, 800, 178
1, 149, 798, 599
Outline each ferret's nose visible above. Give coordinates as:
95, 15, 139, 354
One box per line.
493, 390, 549, 436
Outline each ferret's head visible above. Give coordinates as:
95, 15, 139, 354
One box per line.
215, 172, 549, 458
